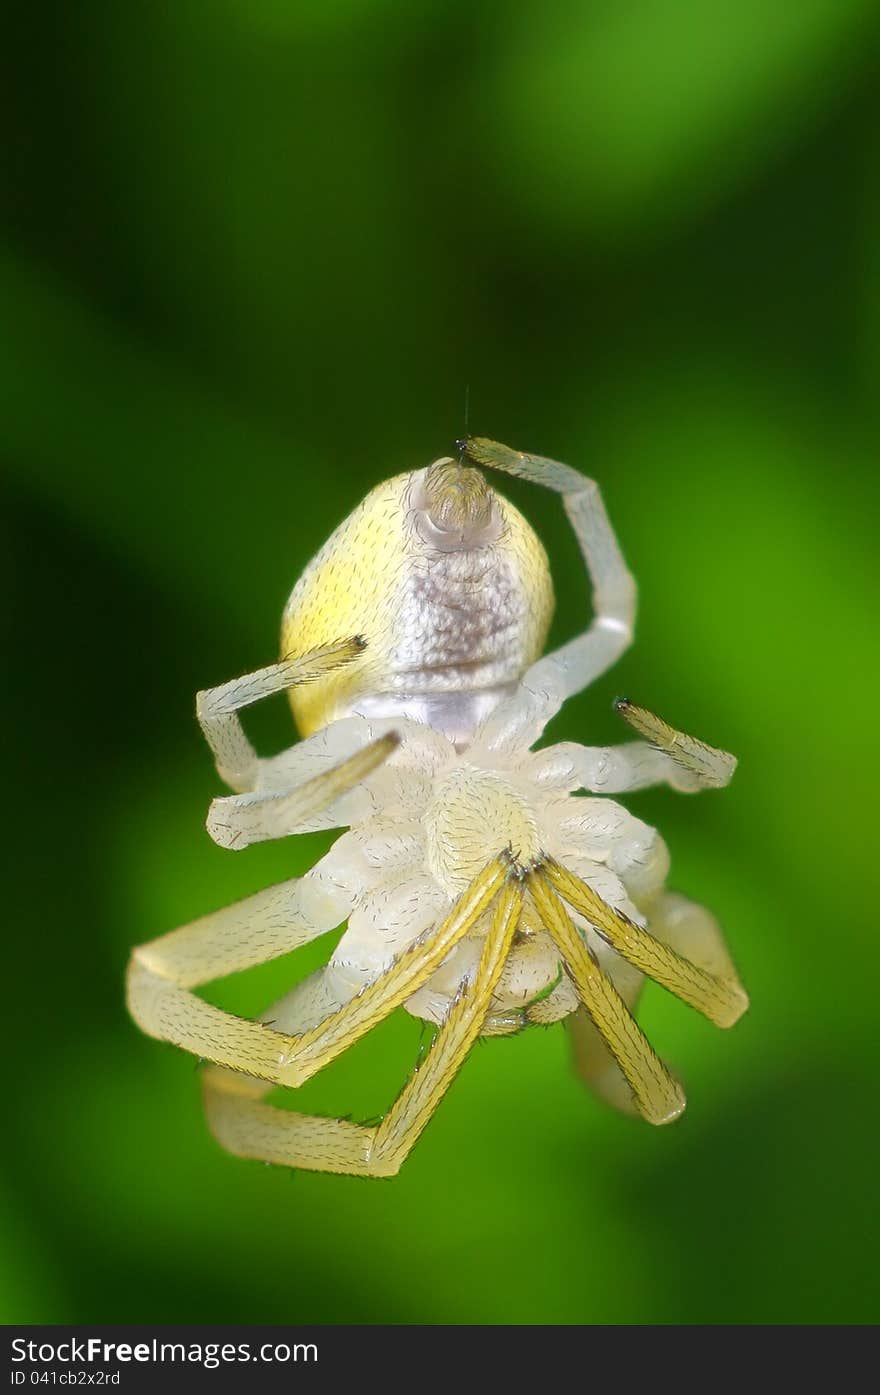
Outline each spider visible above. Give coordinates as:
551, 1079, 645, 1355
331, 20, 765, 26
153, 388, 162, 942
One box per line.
127, 435, 748, 1177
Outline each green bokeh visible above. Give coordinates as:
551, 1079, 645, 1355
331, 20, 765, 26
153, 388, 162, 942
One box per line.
2, 1, 878, 1326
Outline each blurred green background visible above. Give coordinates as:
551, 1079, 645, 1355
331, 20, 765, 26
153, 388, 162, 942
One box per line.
2, 1, 878, 1327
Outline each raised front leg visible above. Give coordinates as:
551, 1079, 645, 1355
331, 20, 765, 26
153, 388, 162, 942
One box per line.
460, 436, 636, 709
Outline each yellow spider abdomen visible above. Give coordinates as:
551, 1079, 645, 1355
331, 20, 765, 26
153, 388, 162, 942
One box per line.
281, 460, 554, 740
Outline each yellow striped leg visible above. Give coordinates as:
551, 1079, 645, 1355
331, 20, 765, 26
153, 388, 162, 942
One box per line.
367, 877, 523, 1173
275, 856, 508, 1087
544, 857, 748, 1027
528, 871, 685, 1125
202, 878, 523, 1176
129, 854, 508, 1088
614, 699, 737, 789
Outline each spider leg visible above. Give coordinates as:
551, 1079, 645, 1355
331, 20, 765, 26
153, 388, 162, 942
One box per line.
201, 877, 523, 1176
202, 1068, 376, 1175
543, 857, 748, 1027
568, 997, 643, 1120
126, 858, 353, 1079
129, 868, 351, 993
646, 890, 743, 984
367, 877, 522, 1173
273, 856, 507, 1087
567, 732, 734, 794
567, 889, 746, 1116
261, 964, 360, 1034
527, 735, 734, 795
205, 732, 398, 849
196, 636, 366, 791
614, 699, 737, 789
127, 854, 508, 1088
459, 436, 636, 726
528, 869, 685, 1125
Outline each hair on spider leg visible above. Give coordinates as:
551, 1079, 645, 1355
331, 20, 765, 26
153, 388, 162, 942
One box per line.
412, 1018, 438, 1071
288, 634, 370, 679
205, 819, 247, 850
499, 842, 535, 882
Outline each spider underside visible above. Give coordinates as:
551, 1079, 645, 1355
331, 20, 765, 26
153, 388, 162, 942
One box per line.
127, 436, 747, 1177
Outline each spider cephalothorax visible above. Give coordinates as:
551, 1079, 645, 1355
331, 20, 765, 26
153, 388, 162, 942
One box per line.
127, 436, 747, 1176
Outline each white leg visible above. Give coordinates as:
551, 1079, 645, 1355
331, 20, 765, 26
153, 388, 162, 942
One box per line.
129, 861, 352, 990
260, 963, 360, 1033
126, 857, 355, 1081
196, 637, 366, 791
523, 699, 737, 794
460, 437, 636, 720
525, 741, 719, 795
647, 891, 743, 983
206, 732, 398, 849
202, 1068, 377, 1176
